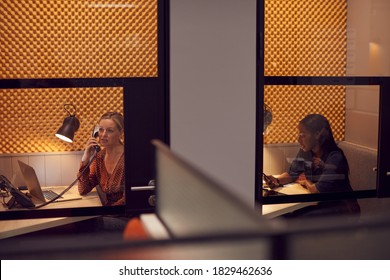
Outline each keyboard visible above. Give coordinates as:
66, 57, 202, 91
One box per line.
43, 189, 62, 200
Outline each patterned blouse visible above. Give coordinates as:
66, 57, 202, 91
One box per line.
78, 149, 125, 206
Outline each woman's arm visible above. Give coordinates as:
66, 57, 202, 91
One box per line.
265, 172, 294, 188
315, 151, 350, 192
296, 177, 319, 193
78, 160, 99, 195
78, 137, 100, 195
111, 196, 125, 206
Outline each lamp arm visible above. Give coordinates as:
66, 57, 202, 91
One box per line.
64, 104, 77, 116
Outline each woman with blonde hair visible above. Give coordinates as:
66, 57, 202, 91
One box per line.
78, 112, 125, 206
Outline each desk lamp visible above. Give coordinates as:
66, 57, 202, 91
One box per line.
264, 103, 272, 134
34, 104, 90, 208
55, 104, 80, 143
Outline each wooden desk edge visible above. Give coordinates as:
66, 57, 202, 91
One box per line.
0, 188, 102, 239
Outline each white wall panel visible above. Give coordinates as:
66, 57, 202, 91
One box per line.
170, 0, 257, 206
0, 152, 82, 188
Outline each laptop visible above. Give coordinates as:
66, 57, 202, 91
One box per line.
17, 160, 81, 203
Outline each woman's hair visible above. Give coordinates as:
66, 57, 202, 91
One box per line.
300, 113, 350, 172
300, 113, 350, 176
299, 114, 338, 152
99, 112, 124, 131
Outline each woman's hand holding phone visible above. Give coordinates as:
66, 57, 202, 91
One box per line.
91, 125, 101, 152
81, 126, 101, 164
263, 173, 282, 189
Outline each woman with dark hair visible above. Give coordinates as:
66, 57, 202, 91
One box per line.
265, 114, 360, 217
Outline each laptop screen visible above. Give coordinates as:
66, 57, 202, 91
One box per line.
17, 160, 46, 202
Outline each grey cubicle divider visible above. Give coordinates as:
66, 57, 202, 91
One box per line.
152, 140, 274, 236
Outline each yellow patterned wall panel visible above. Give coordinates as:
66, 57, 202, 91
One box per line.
264, 85, 345, 144
0, 0, 157, 78
0, 0, 156, 153
265, 0, 346, 76
264, 0, 347, 143
0, 0, 348, 151
0, 88, 123, 153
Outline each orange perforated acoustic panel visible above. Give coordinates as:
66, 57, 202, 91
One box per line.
265, 0, 346, 77
0, 0, 157, 79
0, 87, 123, 153
264, 85, 345, 144
264, 0, 347, 143
0, 0, 156, 153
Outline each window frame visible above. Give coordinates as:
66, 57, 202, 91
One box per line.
0, 0, 169, 220
256, 0, 390, 207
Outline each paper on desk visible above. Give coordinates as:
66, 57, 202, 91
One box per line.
275, 183, 311, 195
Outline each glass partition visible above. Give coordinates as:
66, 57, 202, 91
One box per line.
0, 0, 167, 220
260, 0, 390, 209
346, 0, 390, 77
264, 0, 390, 77
263, 85, 379, 198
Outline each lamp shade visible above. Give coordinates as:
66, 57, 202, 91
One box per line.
55, 115, 80, 143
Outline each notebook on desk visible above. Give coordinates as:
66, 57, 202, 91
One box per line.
17, 160, 81, 203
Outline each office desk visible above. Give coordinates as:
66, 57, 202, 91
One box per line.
262, 183, 316, 219
0, 186, 102, 239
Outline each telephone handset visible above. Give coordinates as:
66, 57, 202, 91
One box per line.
0, 175, 35, 208
92, 125, 101, 152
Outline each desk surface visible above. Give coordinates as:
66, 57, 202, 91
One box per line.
262, 183, 316, 218
272, 183, 311, 195
0, 186, 102, 239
